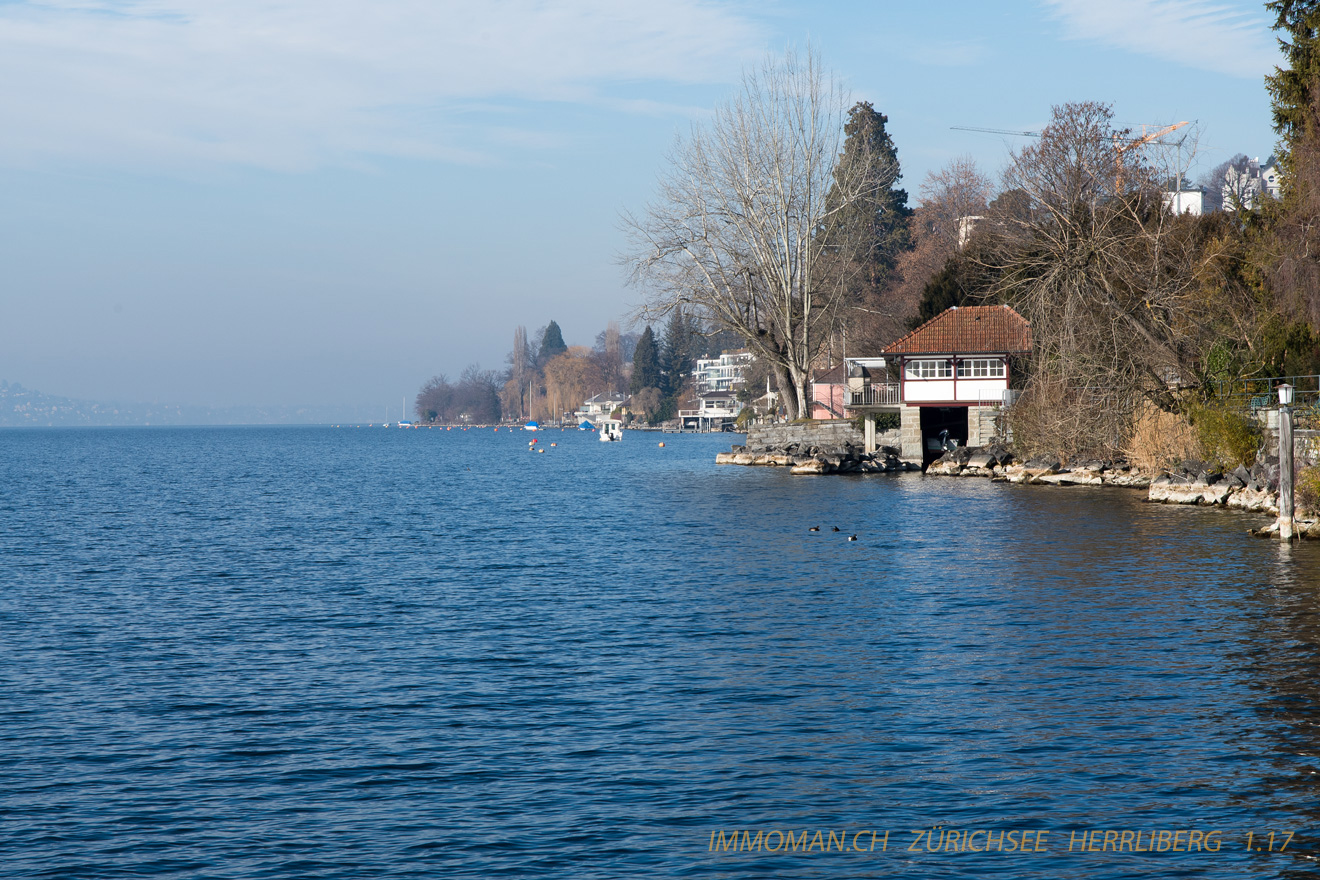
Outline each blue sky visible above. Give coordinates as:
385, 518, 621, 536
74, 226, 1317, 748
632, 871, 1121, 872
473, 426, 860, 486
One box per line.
0, 0, 1283, 411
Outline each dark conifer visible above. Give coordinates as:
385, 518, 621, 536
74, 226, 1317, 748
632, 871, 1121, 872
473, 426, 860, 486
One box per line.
630, 326, 661, 394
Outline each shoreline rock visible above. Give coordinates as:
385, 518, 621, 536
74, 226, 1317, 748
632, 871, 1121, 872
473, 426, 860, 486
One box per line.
715, 442, 920, 475
717, 439, 1302, 530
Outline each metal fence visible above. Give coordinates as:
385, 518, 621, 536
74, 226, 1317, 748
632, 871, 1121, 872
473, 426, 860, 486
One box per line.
845, 384, 901, 408
1212, 375, 1320, 410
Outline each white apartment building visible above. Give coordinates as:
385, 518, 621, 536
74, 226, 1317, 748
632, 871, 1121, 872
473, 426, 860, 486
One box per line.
693, 350, 754, 394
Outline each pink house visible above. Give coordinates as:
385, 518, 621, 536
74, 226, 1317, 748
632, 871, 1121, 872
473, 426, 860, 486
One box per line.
810, 363, 847, 420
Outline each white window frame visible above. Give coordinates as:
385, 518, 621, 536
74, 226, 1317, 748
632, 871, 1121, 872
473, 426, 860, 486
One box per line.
956, 358, 1006, 379
906, 359, 952, 380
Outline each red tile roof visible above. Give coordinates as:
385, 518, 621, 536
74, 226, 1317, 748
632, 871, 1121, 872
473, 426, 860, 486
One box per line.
811, 363, 846, 384
882, 305, 1032, 355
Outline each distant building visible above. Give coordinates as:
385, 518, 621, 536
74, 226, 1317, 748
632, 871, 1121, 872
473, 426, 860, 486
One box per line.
957, 215, 985, 249
574, 391, 628, 425
1164, 183, 1205, 216
678, 391, 742, 431
1262, 155, 1282, 199
692, 350, 754, 394
1202, 155, 1279, 212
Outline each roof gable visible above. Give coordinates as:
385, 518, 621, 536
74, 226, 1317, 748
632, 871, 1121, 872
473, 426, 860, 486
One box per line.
883, 305, 1032, 355
811, 363, 846, 384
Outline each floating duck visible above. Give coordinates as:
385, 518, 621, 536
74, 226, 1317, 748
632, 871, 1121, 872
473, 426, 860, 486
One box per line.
847, 535, 858, 541
809, 526, 820, 532
832, 526, 841, 532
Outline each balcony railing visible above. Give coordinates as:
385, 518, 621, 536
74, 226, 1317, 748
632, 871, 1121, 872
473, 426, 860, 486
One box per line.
845, 383, 901, 408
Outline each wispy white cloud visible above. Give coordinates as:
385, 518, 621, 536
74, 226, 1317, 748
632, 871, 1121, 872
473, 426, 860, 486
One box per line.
1041, 0, 1279, 79
0, 0, 767, 170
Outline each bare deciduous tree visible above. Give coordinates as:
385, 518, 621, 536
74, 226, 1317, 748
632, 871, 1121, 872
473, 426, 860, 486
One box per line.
623, 48, 897, 419
984, 102, 1253, 457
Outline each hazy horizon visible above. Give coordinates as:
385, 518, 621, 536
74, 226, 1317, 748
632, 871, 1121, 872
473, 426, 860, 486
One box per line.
2, 0, 1282, 411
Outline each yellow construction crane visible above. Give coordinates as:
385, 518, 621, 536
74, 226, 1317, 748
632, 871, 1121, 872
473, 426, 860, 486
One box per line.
953, 121, 1192, 188
1115, 121, 1190, 189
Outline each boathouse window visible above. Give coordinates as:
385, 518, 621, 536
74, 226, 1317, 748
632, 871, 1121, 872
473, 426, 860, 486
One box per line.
906, 360, 952, 380
956, 359, 1005, 378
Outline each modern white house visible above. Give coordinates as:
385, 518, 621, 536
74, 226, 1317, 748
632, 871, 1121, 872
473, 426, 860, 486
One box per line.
693, 351, 754, 394
574, 391, 628, 425
1164, 184, 1205, 215
679, 390, 742, 431
845, 304, 1033, 465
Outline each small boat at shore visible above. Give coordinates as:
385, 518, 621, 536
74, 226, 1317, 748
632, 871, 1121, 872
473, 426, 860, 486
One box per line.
524, 421, 539, 431
599, 418, 622, 442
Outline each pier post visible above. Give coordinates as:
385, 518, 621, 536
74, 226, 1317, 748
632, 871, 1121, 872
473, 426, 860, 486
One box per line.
1278, 384, 1295, 541
864, 414, 876, 453
900, 405, 923, 465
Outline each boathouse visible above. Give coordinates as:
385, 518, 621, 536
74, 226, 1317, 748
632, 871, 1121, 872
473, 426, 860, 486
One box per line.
845, 304, 1032, 466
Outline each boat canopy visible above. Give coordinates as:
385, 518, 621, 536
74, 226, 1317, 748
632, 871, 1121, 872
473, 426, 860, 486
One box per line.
578, 420, 594, 431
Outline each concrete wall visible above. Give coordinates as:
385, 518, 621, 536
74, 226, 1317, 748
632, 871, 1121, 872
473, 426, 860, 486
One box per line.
746, 420, 898, 449
967, 406, 1000, 447
900, 406, 922, 463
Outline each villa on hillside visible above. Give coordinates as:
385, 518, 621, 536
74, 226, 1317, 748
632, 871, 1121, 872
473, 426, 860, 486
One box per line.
574, 391, 628, 425
693, 350, 754, 394
844, 304, 1033, 465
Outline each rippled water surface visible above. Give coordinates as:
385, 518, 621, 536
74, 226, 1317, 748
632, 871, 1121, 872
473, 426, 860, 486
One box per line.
4, 426, 1320, 879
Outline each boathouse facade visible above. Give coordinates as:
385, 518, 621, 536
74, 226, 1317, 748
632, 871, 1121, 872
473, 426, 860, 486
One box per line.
846, 305, 1032, 465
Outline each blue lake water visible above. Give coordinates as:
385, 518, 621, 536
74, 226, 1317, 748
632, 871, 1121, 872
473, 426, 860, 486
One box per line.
2, 426, 1320, 879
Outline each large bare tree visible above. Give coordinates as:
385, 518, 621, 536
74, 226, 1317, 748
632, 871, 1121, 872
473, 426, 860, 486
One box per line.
623, 48, 898, 419
983, 102, 1255, 457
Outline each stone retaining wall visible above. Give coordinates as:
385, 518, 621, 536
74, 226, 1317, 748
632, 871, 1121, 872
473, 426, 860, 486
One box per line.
747, 421, 899, 449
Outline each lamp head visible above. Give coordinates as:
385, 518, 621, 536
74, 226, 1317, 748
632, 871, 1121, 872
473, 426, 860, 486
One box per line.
1278, 383, 1295, 406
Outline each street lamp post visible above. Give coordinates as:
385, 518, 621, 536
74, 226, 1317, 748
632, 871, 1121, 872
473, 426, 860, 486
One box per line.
1278, 383, 1295, 541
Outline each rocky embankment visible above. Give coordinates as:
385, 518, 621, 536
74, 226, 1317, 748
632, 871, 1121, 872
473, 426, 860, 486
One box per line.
925, 445, 1151, 488
926, 444, 1284, 516
715, 442, 920, 475
717, 437, 1309, 532
918, 448, 1298, 530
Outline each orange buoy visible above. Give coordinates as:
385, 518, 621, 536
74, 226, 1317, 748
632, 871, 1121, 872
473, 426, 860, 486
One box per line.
658, 442, 665, 447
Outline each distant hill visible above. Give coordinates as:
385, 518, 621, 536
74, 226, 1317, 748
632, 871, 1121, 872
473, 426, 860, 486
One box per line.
0, 381, 383, 426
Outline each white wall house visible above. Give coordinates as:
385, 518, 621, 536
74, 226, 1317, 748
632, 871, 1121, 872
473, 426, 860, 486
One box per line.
574, 392, 628, 424
693, 351, 754, 394
845, 305, 1032, 465
1164, 186, 1204, 215
679, 391, 742, 431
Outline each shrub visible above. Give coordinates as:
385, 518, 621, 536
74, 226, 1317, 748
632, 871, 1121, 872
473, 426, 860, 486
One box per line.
1189, 403, 1262, 468
1297, 466, 1320, 514
852, 412, 900, 433
1125, 400, 1199, 472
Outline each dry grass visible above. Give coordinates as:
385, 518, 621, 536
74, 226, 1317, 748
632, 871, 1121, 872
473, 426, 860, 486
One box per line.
1006, 373, 1131, 463
1124, 400, 1199, 472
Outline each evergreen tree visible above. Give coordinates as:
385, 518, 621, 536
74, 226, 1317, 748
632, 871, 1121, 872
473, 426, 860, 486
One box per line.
910, 261, 971, 329
660, 311, 696, 398
537, 320, 568, 367
1267, 0, 1320, 168
826, 102, 912, 281
630, 325, 661, 394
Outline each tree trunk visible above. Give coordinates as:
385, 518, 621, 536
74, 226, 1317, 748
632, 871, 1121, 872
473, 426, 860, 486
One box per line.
774, 364, 799, 420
